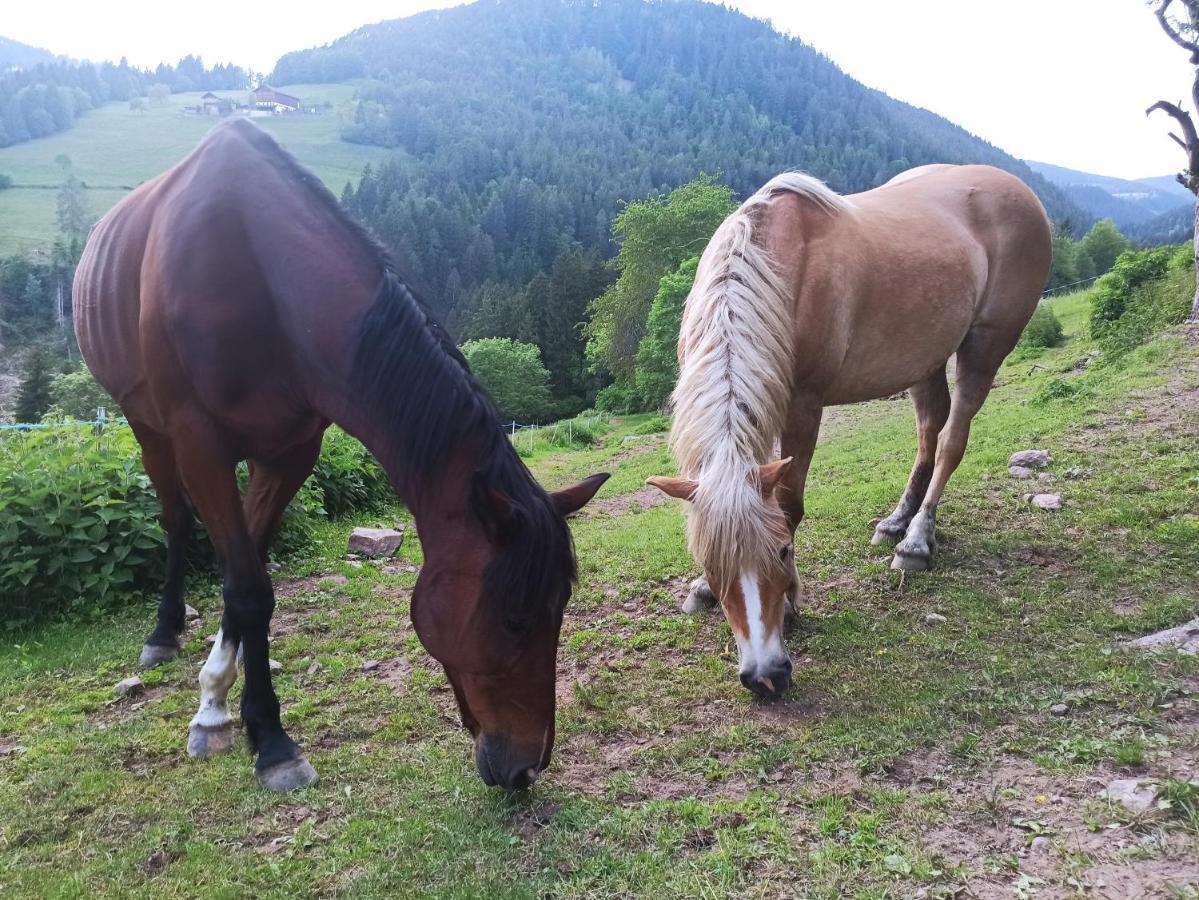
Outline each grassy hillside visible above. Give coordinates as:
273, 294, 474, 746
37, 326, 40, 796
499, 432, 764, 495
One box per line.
0, 83, 389, 255
1, 290, 1196, 896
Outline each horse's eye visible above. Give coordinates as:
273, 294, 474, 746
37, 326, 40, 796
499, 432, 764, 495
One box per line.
779, 544, 791, 561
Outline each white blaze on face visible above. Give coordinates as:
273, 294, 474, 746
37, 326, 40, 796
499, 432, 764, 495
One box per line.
736, 571, 787, 674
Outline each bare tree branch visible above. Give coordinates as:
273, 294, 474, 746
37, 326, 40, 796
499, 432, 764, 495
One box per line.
1147, 99, 1199, 147
1156, 0, 1199, 61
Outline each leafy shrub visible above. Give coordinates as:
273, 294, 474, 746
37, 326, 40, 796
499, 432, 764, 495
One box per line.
541, 422, 596, 448
1018, 303, 1064, 351
634, 257, 698, 410
0, 424, 392, 629
1029, 377, 1090, 406
633, 415, 670, 434
43, 368, 115, 421
1089, 246, 1176, 339
594, 381, 640, 414
1089, 245, 1193, 357
309, 427, 392, 518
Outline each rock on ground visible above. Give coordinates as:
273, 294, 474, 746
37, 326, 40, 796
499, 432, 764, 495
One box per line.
1009, 465, 1035, 479
184, 604, 200, 621
1127, 618, 1199, 656
1026, 493, 1063, 510
362, 660, 380, 672
924, 613, 947, 626
348, 527, 405, 559
114, 676, 144, 697
1009, 449, 1052, 468
268, 659, 283, 674
1101, 778, 1159, 813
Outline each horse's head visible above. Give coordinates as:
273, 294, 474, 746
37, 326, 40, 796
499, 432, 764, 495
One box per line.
648, 458, 796, 698
411, 471, 607, 789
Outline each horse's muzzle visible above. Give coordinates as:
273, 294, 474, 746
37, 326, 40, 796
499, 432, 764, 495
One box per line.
739, 657, 793, 698
475, 734, 542, 790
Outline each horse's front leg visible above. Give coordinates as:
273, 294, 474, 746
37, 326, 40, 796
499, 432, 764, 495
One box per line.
778, 396, 823, 622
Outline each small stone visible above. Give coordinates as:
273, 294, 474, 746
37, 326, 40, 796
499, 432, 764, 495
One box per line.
1036, 472, 1055, 484
306, 662, 322, 675
266, 562, 282, 573
1064, 467, 1092, 480
1009, 465, 1034, 479
184, 604, 200, 621
1101, 778, 1159, 813
1049, 702, 1070, 716
1029, 493, 1063, 510
362, 659, 380, 672
1008, 449, 1052, 469
114, 676, 144, 697
269, 659, 283, 674
348, 527, 405, 559
381, 566, 401, 575
924, 612, 947, 626
348, 560, 363, 569
622, 602, 637, 613
1088, 349, 1100, 358
0, 744, 26, 758
320, 574, 349, 588
1030, 836, 1052, 853
205, 634, 219, 645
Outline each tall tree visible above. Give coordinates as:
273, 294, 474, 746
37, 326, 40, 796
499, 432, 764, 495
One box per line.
1147, 0, 1199, 320
14, 347, 55, 423
55, 174, 89, 238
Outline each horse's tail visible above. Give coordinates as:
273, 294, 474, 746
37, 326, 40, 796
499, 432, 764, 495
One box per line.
669, 172, 847, 580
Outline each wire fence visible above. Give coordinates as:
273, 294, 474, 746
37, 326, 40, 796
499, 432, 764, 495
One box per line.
0, 408, 126, 432
1041, 274, 1101, 297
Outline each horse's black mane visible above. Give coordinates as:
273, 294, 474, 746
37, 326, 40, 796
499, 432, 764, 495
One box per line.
235, 120, 576, 632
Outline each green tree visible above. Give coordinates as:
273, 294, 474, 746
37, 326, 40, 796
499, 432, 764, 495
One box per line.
14, 347, 55, 423
460, 338, 555, 423
1079, 218, 1129, 276
55, 174, 89, 238
585, 174, 736, 381
634, 256, 699, 410
1047, 223, 1080, 290
43, 368, 114, 420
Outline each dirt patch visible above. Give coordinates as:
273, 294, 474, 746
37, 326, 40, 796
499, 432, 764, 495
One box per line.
90, 684, 171, 727
605, 432, 666, 465
575, 485, 667, 519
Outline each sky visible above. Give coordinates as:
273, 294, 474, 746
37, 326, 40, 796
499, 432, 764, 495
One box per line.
1, 0, 1193, 180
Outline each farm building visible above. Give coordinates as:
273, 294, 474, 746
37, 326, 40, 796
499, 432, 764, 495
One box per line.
199, 92, 234, 116
250, 85, 302, 113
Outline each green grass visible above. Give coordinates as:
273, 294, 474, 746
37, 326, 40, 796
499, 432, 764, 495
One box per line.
0, 290, 1197, 897
0, 84, 389, 255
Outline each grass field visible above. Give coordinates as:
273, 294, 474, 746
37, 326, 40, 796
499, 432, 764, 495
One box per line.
0, 84, 390, 256
1, 292, 1197, 897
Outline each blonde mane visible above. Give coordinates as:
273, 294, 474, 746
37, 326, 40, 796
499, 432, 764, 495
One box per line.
669, 172, 848, 582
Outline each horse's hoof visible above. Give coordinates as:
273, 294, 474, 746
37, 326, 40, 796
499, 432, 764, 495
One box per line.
188, 722, 237, 758
255, 756, 319, 792
139, 643, 179, 668
682, 579, 718, 614
871, 525, 904, 546
891, 551, 931, 572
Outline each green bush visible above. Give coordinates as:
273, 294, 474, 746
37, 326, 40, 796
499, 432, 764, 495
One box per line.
309, 427, 392, 518
0, 424, 393, 629
1089, 246, 1176, 339
1030, 377, 1090, 406
594, 382, 640, 414
1018, 303, 1064, 351
460, 338, 556, 423
43, 368, 115, 421
1088, 244, 1193, 357
633, 415, 670, 434
541, 422, 596, 448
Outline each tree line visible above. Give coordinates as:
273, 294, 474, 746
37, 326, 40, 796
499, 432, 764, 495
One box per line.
0, 55, 248, 148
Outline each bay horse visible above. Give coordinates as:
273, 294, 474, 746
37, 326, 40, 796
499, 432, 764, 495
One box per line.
648, 165, 1051, 698
73, 119, 607, 791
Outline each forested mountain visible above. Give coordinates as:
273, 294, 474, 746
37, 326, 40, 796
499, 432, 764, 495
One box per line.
1027, 160, 1192, 235
0, 37, 57, 71
0, 54, 248, 147
275, 0, 1089, 324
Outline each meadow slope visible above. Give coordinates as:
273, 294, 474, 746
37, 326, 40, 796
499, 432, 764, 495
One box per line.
0, 85, 388, 255
0, 292, 1197, 898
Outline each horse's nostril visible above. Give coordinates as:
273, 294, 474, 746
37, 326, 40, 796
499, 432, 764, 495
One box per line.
780, 658, 793, 675
508, 767, 538, 791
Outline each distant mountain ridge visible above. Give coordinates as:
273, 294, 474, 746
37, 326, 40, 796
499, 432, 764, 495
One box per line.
0, 36, 57, 71
1027, 160, 1193, 241
270, 0, 1091, 317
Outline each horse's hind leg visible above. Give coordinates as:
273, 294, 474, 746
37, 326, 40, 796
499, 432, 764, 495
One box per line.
130, 422, 196, 668
872, 368, 951, 546
891, 336, 1007, 571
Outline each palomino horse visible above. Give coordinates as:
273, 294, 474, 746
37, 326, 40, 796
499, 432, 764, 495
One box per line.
649, 165, 1051, 698
74, 119, 607, 791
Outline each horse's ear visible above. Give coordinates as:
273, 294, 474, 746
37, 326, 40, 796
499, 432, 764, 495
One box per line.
758, 457, 793, 496
646, 475, 698, 501
551, 473, 610, 517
